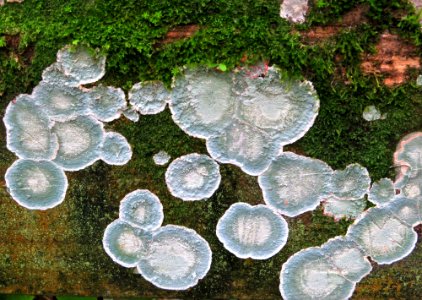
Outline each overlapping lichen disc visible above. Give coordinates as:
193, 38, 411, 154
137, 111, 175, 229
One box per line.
165, 153, 221, 201
87, 85, 126, 122
129, 81, 170, 115
137, 225, 212, 290
5, 159, 68, 210
119, 189, 164, 231
259, 152, 333, 217
170, 68, 235, 139
100, 132, 132, 166
4, 95, 59, 160
53, 116, 105, 171
103, 219, 151, 268
216, 203, 288, 259
56, 45, 106, 85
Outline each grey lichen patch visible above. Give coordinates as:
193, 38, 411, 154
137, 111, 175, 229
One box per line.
100, 132, 132, 166
42, 63, 82, 87
331, 164, 371, 200
233, 67, 319, 146
5, 159, 68, 210
321, 237, 372, 283
346, 206, 418, 264
417, 74, 422, 86
137, 225, 212, 290
153, 150, 171, 166
258, 152, 333, 217
280, 0, 309, 24
32, 82, 90, 121
129, 81, 170, 115
52, 116, 105, 171
206, 120, 280, 176
368, 178, 395, 206
322, 196, 366, 221
169, 68, 235, 139
87, 85, 127, 122
103, 219, 152, 268
119, 189, 164, 231
56, 45, 106, 85
280, 247, 355, 300
4, 94, 59, 160
165, 153, 221, 201
362, 105, 384, 121
385, 196, 422, 227
393, 132, 422, 188
216, 202, 288, 259
122, 106, 140, 122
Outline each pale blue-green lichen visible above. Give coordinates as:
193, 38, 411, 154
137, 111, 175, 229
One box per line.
102, 219, 152, 268
136, 225, 212, 290
32, 82, 91, 121
258, 152, 333, 217
153, 150, 171, 166
216, 202, 288, 259
56, 45, 106, 85
119, 189, 164, 231
5, 159, 68, 210
368, 178, 395, 206
129, 81, 170, 115
87, 85, 127, 122
100, 132, 132, 166
331, 164, 371, 200
165, 153, 221, 201
280, 0, 309, 23
322, 196, 366, 221
52, 116, 105, 171
4, 94, 59, 161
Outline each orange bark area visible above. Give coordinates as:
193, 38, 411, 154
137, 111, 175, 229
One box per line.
361, 32, 420, 87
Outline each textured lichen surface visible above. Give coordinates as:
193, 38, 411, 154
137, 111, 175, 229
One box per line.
1, 0, 422, 298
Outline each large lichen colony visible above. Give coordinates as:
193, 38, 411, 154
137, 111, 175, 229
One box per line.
3, 43, 422, 299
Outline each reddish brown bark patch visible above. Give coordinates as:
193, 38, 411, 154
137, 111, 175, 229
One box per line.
300, 5, 369, 44
361, 32, 420, 87
159, 25, 200, 45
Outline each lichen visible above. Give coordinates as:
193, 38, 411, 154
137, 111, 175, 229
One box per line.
216, 202, 288, 259
280, 0, 309, 24
362, 105, 383, 121
153, 150, 171, 166
100, 131, 132, 166
5, 159, 68, 210
87, 85, 126, 122
258, 152, 333, 217
331, 164, 371, 200
3, 94, 59, 160
56, 45, 106, 85
368, 178, 395, 206
136, 225, 212, 290
129, 81, 170, 115
322, 196, 366, 221
119, 189, 163, 231
52, 116, 105, 171
165, 153, 221, 201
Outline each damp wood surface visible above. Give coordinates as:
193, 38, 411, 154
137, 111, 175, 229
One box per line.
1, 0, 422, 299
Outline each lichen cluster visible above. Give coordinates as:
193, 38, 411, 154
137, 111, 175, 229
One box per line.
3, 45, 132, 209
103, 189, 212, 290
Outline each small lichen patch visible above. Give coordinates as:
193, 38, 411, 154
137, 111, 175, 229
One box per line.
32, 82, 90, 121
87, 85, 126, 122
280, 0, 309, 24
153, 150, 171, 166
5, 159, 68, 210
4, 94, 59, 160
103, 219, 151, 268
322, 196, 366, 221
216, 203, 288, 259
393, 132, 422, 188
100, 132, 132, 166
368, 178, 395, 206
129, 81, 170, 115
362, 105, 383, 121
56, 45, 106, 85
52, 116, 105, 171
331, 164, 370, 200
347, 207, 418, 264
137, 225, 212, 290
165, 153, 221, 201
259, 152, 333, 217
119, 189, 164, 231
